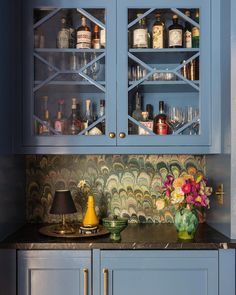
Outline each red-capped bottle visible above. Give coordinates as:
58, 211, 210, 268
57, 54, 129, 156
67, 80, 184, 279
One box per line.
153, 101, 168, 135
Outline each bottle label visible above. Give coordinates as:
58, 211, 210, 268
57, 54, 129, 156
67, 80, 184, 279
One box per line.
100, 29, 106, 47
133, 29, 148, 48
192, 27, 200, 37
93, 38, 101, 49
169, 29, 182, 47
88, 127, 103, 136
76, 31, 91, 48
185, 30, 192, 48
54, 121, 63, 133
152, 25, 164, 48
139, 121, 153, 135
39, 122, 50, 135
156, 122, 168, 135
57, 30, 69, 48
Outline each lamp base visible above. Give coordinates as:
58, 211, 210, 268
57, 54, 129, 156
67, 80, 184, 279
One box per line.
53, 223, 76, 235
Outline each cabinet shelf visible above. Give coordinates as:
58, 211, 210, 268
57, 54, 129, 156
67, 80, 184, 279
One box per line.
129, 48, 200, 53
34, 81, 106, 93
129, 81, 199, 93
35, 48, 106, 53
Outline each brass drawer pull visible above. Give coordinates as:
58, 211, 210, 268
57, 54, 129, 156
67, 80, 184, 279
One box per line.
103, 268, 108, 295
83, 268, 88, 295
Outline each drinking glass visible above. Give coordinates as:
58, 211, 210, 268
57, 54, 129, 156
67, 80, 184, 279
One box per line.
90, 53, 101, 81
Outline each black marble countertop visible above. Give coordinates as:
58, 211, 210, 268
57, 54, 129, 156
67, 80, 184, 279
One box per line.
1, 223, 236, 250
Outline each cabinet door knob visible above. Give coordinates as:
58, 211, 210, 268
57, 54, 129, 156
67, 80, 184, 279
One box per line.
119, 132, 126, 138
83, 268, 88, 295
109, 132, 116, 139
103, 269, 108, 295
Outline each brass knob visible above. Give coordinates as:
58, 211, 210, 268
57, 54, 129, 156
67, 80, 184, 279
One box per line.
109, 132, 116, 139
119, 132, 126, 138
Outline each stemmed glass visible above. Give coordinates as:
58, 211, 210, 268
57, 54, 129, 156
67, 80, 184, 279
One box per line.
90, 52, 101, 81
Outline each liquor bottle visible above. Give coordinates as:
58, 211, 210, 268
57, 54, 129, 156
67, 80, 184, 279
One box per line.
38, 96, 51, 135
83, 99, 93, 133
92, 25, 101, 49
68, 98, 81, 135
132, 91, 143, 121
133, 14, 148, 48
146, 104, 154, 120
153, 101, 168, 135
184, 10, 192, 48
152, 13, 165, 49
57, 17, 70, 48
89, 99, 105, 135
54, 100, 67, 134
139, 111, 153, 135
100, 16, 106, 48
76, 16, 91, 49
168, 15, 183, 48
192, 10, 200, 48
67, 10, 76, 48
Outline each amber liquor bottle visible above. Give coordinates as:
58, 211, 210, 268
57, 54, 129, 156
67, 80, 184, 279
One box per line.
76, 16, 91, 49
153, 101, 168, 135
92, 25, 101, 49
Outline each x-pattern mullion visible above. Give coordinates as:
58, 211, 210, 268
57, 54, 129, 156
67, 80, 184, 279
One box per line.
77, 8, 106, 30
128, 8, 155, 29
33, 8, 60, 29
128, 115, 156, 136
171, 8, 200, 29
78, 115, 106, 135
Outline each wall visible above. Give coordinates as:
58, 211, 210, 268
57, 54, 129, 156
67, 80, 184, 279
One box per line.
26, 155, 205, 223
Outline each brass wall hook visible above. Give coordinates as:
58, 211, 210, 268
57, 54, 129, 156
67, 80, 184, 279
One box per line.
215, 184, 224, 205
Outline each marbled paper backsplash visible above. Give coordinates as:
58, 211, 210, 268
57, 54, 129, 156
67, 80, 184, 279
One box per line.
26, 155, 205, 223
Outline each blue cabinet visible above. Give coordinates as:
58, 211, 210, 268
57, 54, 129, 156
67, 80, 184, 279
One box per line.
20, 0, 221, 154
100, 250, 218, 295
18, 250, 91, 295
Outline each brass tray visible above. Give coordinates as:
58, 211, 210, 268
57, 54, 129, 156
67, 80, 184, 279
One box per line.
39, 224, 109, 238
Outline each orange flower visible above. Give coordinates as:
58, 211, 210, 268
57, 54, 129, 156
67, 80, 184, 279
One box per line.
173, 177, 185, 188
187, 166, 197, 175
182, 174, 194, 181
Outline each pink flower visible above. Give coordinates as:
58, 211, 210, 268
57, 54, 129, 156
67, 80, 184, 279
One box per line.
186, 195, 194, 204
166, 189, 171, 198
182, 183, 191, 193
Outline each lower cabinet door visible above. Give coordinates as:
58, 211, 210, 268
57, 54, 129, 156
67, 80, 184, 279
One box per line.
18, 250, 91, 295
101, 250, 218, 295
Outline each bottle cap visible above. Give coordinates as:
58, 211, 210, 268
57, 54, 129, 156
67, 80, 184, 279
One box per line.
172, 15, 178, 20
94, 25, 99, 32
159, 101, 164, 112
142, 111, 148, 120
185, 10, 191, 17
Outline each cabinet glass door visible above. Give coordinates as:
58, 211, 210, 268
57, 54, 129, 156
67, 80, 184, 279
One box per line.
117, 0, 211, 147
23, 0, 116, 147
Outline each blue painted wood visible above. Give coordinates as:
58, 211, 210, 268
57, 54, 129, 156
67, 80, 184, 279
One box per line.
18, 250, 91, 295
219, 250, 235, 295
101, 250, 218, 295
22, 0, 117, 148
92, 249, 101, 295
117, 0, 214, 149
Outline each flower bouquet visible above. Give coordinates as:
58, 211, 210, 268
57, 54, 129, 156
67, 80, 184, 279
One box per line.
163, 174, 212, 240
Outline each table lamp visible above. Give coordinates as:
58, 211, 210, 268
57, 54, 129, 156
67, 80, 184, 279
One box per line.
50, 190, 77, 235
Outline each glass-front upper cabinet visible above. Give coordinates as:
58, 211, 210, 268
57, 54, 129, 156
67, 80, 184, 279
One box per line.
22, 0, 116, 149
117, 0, 217, 149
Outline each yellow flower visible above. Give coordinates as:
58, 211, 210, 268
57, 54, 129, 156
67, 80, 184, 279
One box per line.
183, 174, 194, 181
195, 196, 202, 203
77, 180, 87, 189
187, 166, 197, 175
173, 177, 185, 189
171, 187, 185, 204
156, 198, 165, 211
196, 174, 203, 183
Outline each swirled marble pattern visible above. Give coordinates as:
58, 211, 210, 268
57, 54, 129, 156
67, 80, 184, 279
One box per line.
26, 155, 205, 223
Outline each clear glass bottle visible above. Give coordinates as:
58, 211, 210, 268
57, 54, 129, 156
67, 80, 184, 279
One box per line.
92, 25, 101, 49
168, 15, 183, 48
68, 98, 81, 135
76, 16, 91, 49
153, 101, 168, 135
192, 10, 200, 48
152, 13, 165, 49
132, 91, 143, 121
67, 10, 76, 48
133, 14, 148, 48
184, 10, 192, 48
57, 17, 70, 48
54, 100, 67, 135
83, 99, 94, 132
38, 96, 51, 136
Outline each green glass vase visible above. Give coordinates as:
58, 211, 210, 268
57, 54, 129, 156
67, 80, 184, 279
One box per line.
174, 208, 199, 240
